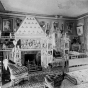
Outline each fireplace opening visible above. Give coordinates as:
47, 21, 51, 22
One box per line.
24, 54, 36, 66
24, 53, 42, 72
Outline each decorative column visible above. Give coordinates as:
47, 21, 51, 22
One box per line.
13, 40, 17, 63
16, 46, 21, 66
41, 38, 48, 68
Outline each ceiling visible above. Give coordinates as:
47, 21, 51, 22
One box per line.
0, 0, 88, 17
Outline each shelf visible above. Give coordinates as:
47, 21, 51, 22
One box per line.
0, 36, 15, 39
20, 49, 41, 51
0, 48, 12, 51
0, 50, 12, 51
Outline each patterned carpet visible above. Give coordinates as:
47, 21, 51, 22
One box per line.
4, 67, 63, 88
9, 82, 45, 88
8, 74, 45, 88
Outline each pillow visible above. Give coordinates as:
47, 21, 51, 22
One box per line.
8, 63, 21, 75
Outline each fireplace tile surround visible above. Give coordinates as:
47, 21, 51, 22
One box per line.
20, 51, 43, 72
21, 51, 41, 66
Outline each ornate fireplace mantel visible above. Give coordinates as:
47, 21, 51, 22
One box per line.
13, 16, 53, 68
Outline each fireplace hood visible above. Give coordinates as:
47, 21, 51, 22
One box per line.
15, 16, 46, 38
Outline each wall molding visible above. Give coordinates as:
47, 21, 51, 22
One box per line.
77, 13, 88, 20
0, 10, 76, 20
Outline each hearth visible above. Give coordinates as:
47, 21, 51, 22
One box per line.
24, 54, 36, 67
21, 51, 42, 72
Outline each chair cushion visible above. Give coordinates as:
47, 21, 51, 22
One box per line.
8, 63, 28, 76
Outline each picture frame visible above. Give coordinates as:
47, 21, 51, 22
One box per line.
15, 18, 22, 32
53, 21, 59, 31
77, 25, 83, 36
3, 19, 13, 32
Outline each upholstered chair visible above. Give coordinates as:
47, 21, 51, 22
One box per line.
3, 59, 29, 86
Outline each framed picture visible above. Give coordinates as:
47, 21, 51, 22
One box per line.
53, 21, 59, 31
39, 21, 46, 32
15, 18, 22, 32
3, 19, 13, 32
77, 26, 83, 36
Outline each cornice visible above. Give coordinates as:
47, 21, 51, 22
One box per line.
0, 10, 76, 20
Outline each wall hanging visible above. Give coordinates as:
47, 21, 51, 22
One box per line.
53, 22, 59, 31
77, 25, 83, 36
39, 21, 46, 32
3, 19, 13, 32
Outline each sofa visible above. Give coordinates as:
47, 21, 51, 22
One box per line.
8, 61, 29, 86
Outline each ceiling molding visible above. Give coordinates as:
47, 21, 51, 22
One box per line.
77, 12, 88, 20
0, 10, 77, 20
1, 0, 88, 17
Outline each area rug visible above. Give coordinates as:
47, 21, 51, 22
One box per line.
8, 82, 45, 88
8, 75, 45, 88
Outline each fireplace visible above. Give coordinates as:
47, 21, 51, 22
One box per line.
24, 54, 36, 66
21, 51, 42, 72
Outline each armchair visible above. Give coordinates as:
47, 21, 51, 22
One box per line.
8, 61, 29, 86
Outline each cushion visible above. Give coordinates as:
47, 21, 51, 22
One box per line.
8, 63, 28, 76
